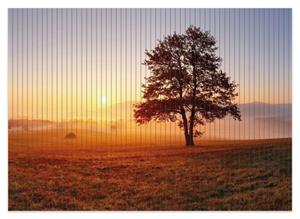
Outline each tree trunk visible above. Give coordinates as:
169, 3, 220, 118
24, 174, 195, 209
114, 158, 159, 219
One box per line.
180, 106, 190, 147
186, 62, 197, 147
187, 106, 196, 146
182, 119, 190, 146
185, 134, 190, 146
185, 134, 194, 146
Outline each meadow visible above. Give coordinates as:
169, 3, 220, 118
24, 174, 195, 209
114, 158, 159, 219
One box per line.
9, 130, 291, 210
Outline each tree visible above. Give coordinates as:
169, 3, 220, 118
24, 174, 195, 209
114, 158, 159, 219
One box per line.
134, 26, 241, 146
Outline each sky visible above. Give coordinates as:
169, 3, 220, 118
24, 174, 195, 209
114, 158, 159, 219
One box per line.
8, 9, 292, 122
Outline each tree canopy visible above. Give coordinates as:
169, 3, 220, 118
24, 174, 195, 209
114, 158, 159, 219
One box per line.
134, 26, 241, 146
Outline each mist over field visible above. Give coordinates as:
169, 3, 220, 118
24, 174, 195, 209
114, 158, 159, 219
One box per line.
9, 102, 291, 142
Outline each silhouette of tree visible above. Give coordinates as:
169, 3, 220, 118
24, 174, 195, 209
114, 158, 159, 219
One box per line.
134, 26, 241, 146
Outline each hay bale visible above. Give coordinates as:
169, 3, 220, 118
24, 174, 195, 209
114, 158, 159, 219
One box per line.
65, 132, 76, 139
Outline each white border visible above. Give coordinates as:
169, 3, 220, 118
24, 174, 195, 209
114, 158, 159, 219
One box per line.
0, 0, 299, 219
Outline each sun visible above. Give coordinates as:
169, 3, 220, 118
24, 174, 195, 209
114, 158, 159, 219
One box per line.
100, 96, 107, 105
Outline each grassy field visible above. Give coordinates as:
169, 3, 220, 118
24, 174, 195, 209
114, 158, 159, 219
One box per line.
9, 131, 292, 210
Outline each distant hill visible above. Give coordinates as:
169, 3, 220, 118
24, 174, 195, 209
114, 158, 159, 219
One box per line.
238, 102, 291, 119
8, 119, 54, 130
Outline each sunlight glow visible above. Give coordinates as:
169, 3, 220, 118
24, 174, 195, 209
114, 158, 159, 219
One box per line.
101, 96, 107, 105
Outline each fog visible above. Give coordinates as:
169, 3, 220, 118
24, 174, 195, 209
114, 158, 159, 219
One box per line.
9, 102, 291, 141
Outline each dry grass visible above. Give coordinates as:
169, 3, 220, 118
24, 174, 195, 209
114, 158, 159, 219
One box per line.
9, 131, 291, 210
